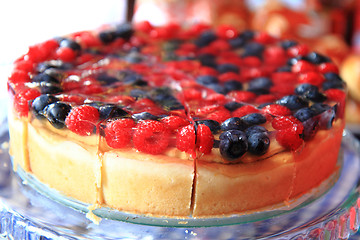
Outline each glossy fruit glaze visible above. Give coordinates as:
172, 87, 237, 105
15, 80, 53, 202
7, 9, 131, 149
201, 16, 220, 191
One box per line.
7, 22, 346, 163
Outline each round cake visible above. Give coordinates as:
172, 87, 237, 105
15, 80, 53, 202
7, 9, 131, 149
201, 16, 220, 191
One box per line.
7, 22, 346, 219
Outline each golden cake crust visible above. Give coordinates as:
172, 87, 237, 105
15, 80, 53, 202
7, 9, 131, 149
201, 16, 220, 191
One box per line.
9, 110, 344, 218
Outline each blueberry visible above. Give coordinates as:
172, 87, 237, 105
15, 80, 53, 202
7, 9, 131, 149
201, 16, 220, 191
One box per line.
36, 60, 72, 73
219, 130, 248, 160
32, 94, 59, 119
310, 103, 331, 115
224, 80, 243, 93
242, 42, 264, 58
239, 30, 255, 41
195, 120, 221, 134
306, 52, 331, 64
217, 63, 239, 74
45, 102, 71, 129
276, 95, 309, 110
280, 40, 298, 49
303, 87, 327, 102
295, 83, 317, 95
224, 101, 244, 111
123, 74, 147, 86
149, 88, 184, 110
301, 118, 320, 140
208, 84, 226, 94
295, 84, 326, 102
32, 73, 60, 85
114, 23, 133, 40
98, 104, 128, 120
228, 36, 246, 48
221, 117, 247, 131
132, 112, 159, 121
276, 65, 292, 72
322, 80, 345, 90
305, 52, 331, 64
130, 89, 147, 99
198, 53, 217, 68
294, 107, 316, 122
196, 75, 219, 85
247, 77, 272, 94
245, 125, 267, 137
40, 83, 63, 94
59, 38, 81, 51
194, 31, 217, 47
97, 73, 120, 86
324, 72, 343, 82
124, 51, 143, 63
318, 106, 336, 129
247, 132, 270, 155
240, 113, 266, 127
99, 30, 117, 44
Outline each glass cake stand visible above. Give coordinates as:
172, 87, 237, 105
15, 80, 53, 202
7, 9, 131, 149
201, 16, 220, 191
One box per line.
1, 117, 360, 239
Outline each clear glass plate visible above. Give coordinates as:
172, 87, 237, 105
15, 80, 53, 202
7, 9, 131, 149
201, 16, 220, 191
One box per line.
1, 116, 360, 239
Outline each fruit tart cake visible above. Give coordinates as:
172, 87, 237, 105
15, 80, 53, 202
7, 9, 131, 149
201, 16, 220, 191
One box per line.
7, 22, 346, 219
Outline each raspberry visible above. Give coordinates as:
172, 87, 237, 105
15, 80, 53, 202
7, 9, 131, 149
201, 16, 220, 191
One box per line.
196, 124, 214, 154
276, 128, 304, 150
56, 47, 77, 62
133, 120, 170, 154
218, 72, 241, 82
254, 94, 277, 104
65, 105, 99, 135
263, 46, 286, 65
197, 66, 218, 76
318, 62, 339, 74
105, 118, 135, 148
8, 70, 30, 86
176, 124, 196, 156
227, 90, 256, 102
14, 88, 41, 117
254, 31, 275, 44
272, 116, 304, 134
292, 60, 317, 73
14, 59, 34, 73
298, 72, 325, 87
183, 88, 202, 101
232, 105, 259, 118
287, 44, 309, 57
242, 56, 262, 68
324, 89, 346, 103
207, 107, 232, 123
271, 72, 297, 85
261, 104, 291, 117
161, 115, 189, 131
135, 20, 154, 33
216, 24, 238, 39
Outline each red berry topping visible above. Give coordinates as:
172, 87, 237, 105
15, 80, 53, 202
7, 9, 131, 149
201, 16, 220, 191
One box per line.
262, 104, 291, 117
324, 89, 346, 103
232, 105, 259, 118
133, 120, 170, 154
65, 105, 99, 136
161, 115, 189, 131
196, 124, 214, 154
318, 62, 339, 74
206, 107, 231, 123
176, 124, 196, 156
276, 128, 304, 150
287, 44, 309, 57
56, 47, 77, 62
105, 118, 135, 148
227, 90, 256, 102
292, 60, 316, 73
14, 88, 41, 117
298, 72, 325, 87
272, 116, 304, 134
216, 25, 238, 39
